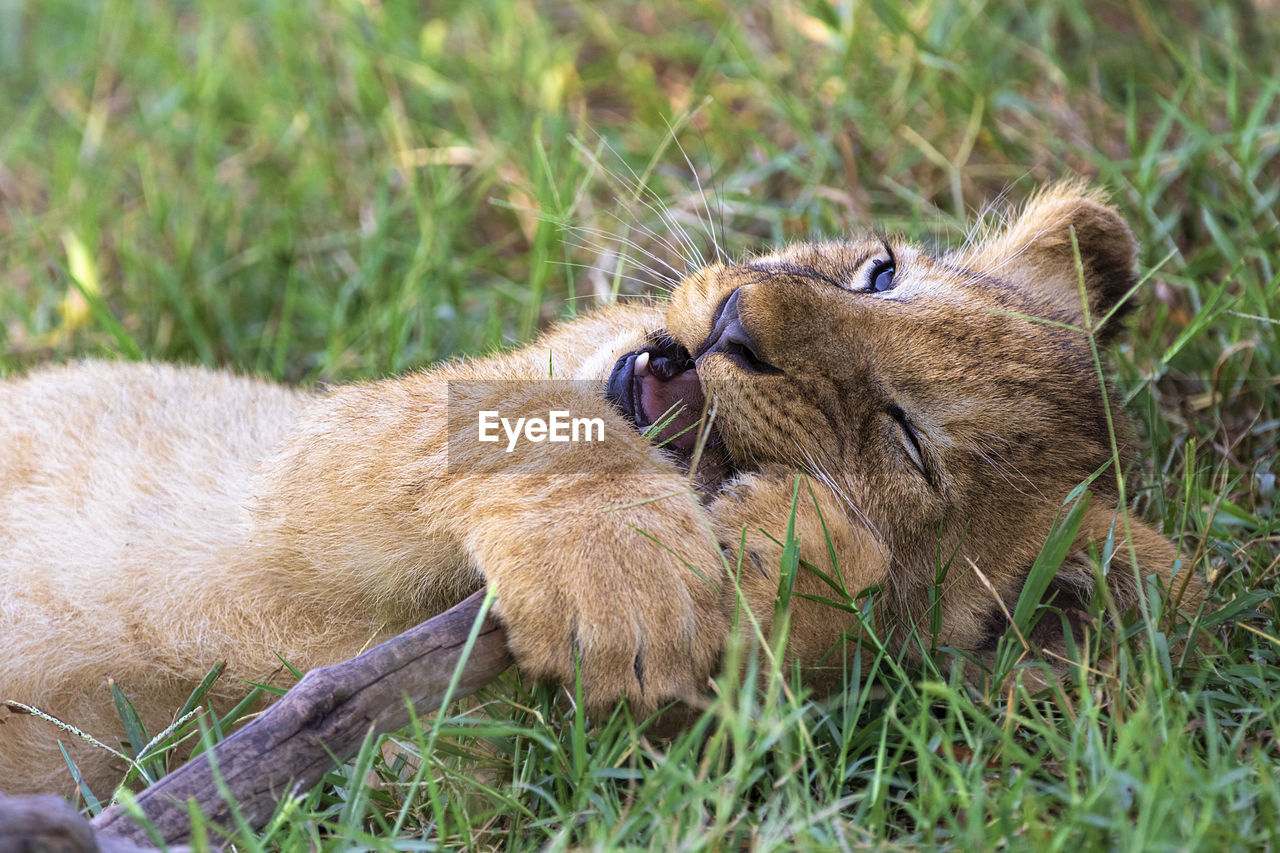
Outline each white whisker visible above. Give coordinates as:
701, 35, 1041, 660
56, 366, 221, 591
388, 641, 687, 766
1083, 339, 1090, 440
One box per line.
598, 211, 698, 276
552, 261, 676, 296
667, 120, 725, 265
563, 232, 683, 288
974, 430, 1044, 499
566, 224, 686, 279
574, 133, 707, 272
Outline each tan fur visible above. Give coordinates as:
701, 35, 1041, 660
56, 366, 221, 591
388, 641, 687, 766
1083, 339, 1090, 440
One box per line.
0, 185, 1203, 796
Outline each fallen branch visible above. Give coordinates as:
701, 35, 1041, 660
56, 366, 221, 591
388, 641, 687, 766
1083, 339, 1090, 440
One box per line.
0, 590, 512, 850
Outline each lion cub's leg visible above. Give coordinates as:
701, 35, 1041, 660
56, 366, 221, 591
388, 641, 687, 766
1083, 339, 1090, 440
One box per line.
460, 472, 729, 715
708, 468, 1206, 694
1011, 504, 1207, 675
938, 502, 1207, 689
251, 371, 731, 717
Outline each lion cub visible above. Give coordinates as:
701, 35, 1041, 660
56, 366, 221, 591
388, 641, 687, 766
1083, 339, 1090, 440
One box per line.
0, 184, 1202, 795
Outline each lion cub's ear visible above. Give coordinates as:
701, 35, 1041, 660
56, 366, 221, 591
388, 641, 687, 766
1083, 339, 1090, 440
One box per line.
958, 183, 1139, 339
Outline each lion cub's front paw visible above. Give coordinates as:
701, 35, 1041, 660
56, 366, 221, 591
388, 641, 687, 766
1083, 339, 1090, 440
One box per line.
481, 522, 729, 718
708, 465, 888, 652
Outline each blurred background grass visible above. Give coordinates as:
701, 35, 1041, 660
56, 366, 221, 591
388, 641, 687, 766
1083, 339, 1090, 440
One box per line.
2, 0, 1278, 847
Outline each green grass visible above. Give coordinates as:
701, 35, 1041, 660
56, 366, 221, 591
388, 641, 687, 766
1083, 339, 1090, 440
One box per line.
3, 0, 1278, 849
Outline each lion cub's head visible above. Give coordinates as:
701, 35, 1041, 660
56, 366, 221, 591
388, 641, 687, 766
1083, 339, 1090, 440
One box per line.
620, 184, 1203, 670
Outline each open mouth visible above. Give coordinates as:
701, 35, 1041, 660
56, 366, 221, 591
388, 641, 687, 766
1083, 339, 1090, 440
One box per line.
605, 335, 708, 455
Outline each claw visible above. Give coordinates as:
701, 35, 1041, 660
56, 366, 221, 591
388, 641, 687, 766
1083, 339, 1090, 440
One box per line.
633, 648, 646, 694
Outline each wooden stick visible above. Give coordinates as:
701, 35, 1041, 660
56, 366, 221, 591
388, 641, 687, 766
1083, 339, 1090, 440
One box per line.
24, 589, 513, 848
0, 793, 160, 853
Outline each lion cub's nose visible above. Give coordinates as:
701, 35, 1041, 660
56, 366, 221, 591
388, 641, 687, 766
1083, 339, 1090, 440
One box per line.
694, 288, 779, 374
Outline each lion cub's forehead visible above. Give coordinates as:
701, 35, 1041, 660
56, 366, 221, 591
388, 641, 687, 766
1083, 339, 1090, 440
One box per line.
747, 237, 971, 294
751, 237, 887, 270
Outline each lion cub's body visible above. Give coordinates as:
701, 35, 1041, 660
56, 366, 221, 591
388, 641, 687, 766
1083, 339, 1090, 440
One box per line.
1, 363, 315, 788
1, 186, 1203, 797
2, 305, 705, 795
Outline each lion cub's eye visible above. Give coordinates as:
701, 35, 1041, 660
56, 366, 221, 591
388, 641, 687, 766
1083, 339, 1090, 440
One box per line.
868, 260, 896, 293
889, 404, 932, 486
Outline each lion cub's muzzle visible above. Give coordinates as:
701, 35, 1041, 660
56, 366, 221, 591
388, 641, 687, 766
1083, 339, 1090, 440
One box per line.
693, 288, 779, 374
606, 335, 706, 453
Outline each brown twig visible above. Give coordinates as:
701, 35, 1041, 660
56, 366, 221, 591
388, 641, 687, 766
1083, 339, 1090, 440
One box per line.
0, 590, 512, 850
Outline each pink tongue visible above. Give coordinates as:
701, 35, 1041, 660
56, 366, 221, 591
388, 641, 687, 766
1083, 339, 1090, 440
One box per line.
638, 363, 706, 452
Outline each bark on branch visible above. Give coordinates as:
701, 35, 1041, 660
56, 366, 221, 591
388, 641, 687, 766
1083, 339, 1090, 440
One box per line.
0, 590, 512, 850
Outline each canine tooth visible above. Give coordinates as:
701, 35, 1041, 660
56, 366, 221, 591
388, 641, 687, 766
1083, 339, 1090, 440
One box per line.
635, 350, 651, 375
